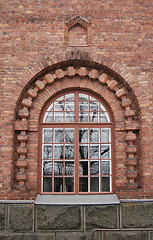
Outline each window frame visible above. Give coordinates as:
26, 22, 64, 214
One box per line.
38, 90, 115, 195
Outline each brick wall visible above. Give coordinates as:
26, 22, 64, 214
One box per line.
0, 0, 153, 200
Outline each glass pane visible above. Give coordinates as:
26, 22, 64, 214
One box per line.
101, 144, 111, 159
65, 145, 74, 159
65, 93, 74, 101
101, 161, 110, 175
65, 128, 74, 143
90, 144, 100, 159
65, 177, 74, 192
90, 161, 99, 175
56, 96, 64, 101
54, 129, 63, 143
47, 103, 53, 111
90, 112, 99, 122
100, 103, 106, 111
43, 161, 52, 175
43, 177, 52, 192
102, 177, 110, 192
79, 93, 88, 101
90, 177, 99, 192
90, 128, 99, 143
54, 101, 64, 111
101, 128, 111, 143
54, 112, 64, 122
54, 177, 63, 192
79, 145, 89, 159
43, 128, 52, 143
43, 145, 52, 159
79, 102, 89, 111
44, 112, 53, 122
79, 112, 88, 122
79, 161, 88, 175
54, 145, 63, 159
79, 128, 88, 143
90, 96, 97, 101
65, 112, 75, 122
79, 177, 88, 192
54, 161, 63, 175
65, 161, 74, 175
65, 102, 74, 111
100, 112, 110, 122
90, 101, 99, 111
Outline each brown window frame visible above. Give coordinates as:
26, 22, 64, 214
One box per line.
39, 90, 114, 195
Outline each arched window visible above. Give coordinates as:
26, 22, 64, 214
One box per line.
39, 90, 113, 194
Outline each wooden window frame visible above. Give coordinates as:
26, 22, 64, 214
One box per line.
38, 90, 115, 195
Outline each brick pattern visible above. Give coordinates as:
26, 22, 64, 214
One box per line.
1, 0, 153, 200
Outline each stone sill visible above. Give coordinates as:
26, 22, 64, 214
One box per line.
35, 194, 120, 205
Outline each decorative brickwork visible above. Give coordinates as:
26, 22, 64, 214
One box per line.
10, 50, 142, 197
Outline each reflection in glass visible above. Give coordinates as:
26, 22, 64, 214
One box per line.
65, 112, 75, 122
79, 145, 88, 159
43, 128, 52, 143
43, 177, 52, 192
47, 103, 53, 111
54, 145, 63, 159
79, 161, 88, 175
102, 177, 110, 192
54, 129, 63, 143
79, 102, 89, 111
100, 112, 110, 122
79, 129, 88, 143
101, 161, 110, 175
65, 102, 74, 111
65, 177, 74, 192
43, 161, 52, 175
65, 93, 74, 101
79, 93, 88, 101
43, 145, 52, 159
90, 161, 99, 175
90, 145, 99, 159
90, 128, 99, 143
65, 128, 74, 143
79, 112, 88, 122
101, 145, 110, 159
79, 177, 88, 192
54, 112, 64, 122
90, 102, 99, 111
101, 128, 110, 143
54, 177, 63, 192
54, 101, 64, 111
90, 112, 99, 122
65, 145, 74, 159
91, 177, 99, 192
65, 161, 74, 175
54, 161, 63, 175
44, 112, 53, 122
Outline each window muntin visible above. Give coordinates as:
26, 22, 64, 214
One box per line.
41, 91, 113, 194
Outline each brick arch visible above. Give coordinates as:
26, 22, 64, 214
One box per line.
13, 49, 144, 195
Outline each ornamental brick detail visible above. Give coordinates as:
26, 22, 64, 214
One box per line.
35, 80, 45, 90
18, 109, 29, 119
78, 67, 87, 76
44, 73, 54, 84
22, 99, 32, 108
17, 133, 28, 142
27, 89, 37, 98
99, 73, 108, 84
107, 80, 118, 91
88, 69, 98, 79
55, 69, 65, 79
67, 66, 76, 76
122, 98, 132, 108
116, 88, 126, 99
14, 120, 28, 131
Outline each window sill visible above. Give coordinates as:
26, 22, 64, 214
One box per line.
35, 194, 120, 205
